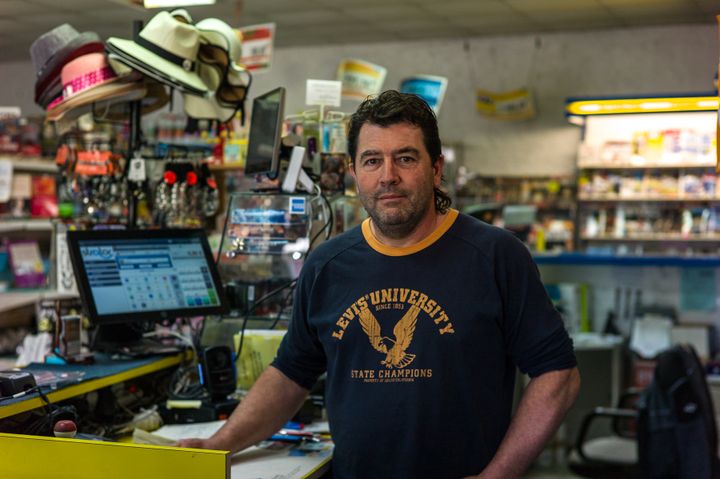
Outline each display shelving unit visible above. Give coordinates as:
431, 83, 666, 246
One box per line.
566, 94, 719, 255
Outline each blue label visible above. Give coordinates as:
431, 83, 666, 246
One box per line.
289, 197, 306, 215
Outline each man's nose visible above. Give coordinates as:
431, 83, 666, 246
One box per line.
379, 158, 399, 184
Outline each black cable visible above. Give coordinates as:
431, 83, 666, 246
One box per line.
235, 279, 297, 362
269, 283, 297, 330
309, 192, 333, 249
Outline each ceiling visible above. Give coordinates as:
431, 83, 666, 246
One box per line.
0, 0, 716, 63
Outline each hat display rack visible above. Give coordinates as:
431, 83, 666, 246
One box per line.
30, 10, 251, 229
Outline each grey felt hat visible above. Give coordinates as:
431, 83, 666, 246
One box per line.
30, 23, 103, 108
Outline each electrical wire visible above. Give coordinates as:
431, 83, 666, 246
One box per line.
268, 282, 297, 330
235, 278, 298, 362
309, 188, 333, 249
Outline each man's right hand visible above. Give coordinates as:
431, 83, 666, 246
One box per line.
177, 438, 212, 449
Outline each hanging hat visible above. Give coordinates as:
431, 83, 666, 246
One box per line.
106, 11, 207, 94
51, 81, 170, 135
46, 52, 148, 122
30, 24, 104, 109
183, 18, 251, 122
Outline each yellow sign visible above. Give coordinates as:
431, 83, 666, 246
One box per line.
476, 88, 536, 120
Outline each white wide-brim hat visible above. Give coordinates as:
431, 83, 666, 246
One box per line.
105, 10, 207, 94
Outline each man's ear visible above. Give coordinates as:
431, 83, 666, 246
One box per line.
348, 160, 357, 182
433, 155, 445, 187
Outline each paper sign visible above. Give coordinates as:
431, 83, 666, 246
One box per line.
306, 79, 342, 107
400, 75, 448, 114
337, 58, 386, 101
239, 23, 275, 73
0, 159, 12, 202
476, 88, 536, 120
55, 225, 77, 295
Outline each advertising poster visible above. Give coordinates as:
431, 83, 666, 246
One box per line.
399, 75, 448, 114
476, 88, 536, 120
337, 59, 386, 101
239, 23, 275, 73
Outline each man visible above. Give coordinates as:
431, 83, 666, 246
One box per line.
180, 90, 580, 479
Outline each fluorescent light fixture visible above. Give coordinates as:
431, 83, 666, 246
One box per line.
143, 0, 215, 7
639, 101, 673, 110
566, 95, 719, 116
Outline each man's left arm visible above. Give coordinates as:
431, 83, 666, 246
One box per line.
465, 366, 581, 479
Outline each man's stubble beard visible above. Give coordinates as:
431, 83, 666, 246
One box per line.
359, 186, 435, 240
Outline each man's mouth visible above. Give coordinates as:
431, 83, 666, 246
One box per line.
376, 193, 405, 201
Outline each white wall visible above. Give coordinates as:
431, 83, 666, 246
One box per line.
1, 23, 716, 175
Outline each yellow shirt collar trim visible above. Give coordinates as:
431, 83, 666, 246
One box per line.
361, 209, 459, 257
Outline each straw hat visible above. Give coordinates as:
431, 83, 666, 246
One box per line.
106, 11, 207, 94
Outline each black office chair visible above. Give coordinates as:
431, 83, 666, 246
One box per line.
567, 389, 641, 479
568, 344, 719, 479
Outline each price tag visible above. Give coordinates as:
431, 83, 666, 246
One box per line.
0, 159, 12, 202
128, 156, 146, 182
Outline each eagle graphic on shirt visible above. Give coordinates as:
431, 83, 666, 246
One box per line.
358, 305, 421, 369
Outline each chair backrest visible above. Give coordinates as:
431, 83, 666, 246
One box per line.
637, 344, 720, 479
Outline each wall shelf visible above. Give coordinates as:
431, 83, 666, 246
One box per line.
0, 290, 78, 316
581, 234, 720, 242
0, 156, 57, 174
0, 218, 54, 233
535, 252, 720, 267
578, 162, 715, 170
578, 197, 720, 203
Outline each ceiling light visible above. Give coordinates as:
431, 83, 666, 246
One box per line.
143, 0, 215, 8
566, 95, 718, 116
639, 101, 673, 110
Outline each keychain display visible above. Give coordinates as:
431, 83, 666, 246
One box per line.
56, 142, 129, 224
152, 160, 219, 228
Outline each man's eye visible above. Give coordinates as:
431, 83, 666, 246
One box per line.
363, 158, 380, 167
397, 156, 416, 164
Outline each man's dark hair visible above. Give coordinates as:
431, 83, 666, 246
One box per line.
347, 90, 452, 214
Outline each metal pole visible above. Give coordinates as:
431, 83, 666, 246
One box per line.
126, 19, 144, 230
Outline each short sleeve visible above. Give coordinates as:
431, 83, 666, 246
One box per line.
494, 235, 577, 378
270, 264, 327, 390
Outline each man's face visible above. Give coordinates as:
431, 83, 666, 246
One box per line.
351, 122, 443, 239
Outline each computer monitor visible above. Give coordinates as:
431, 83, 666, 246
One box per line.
244, 87, 286, 178
67, 229, 228, 333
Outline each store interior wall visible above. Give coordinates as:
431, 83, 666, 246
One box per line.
540, 264, 720, 343
1, 23, 716, 176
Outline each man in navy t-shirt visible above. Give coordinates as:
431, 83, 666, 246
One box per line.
180, 90, 580, 479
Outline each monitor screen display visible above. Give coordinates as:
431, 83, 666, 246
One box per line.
244, 87, 286, 177
67, 229, 227, 324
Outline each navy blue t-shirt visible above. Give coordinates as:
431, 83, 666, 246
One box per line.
272, 210, 576, 479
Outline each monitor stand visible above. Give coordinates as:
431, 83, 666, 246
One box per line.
92, 324, 181, 357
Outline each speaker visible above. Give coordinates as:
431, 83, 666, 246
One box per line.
199, 345, 236, 400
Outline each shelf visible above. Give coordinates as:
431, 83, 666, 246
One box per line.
0, 290, 78, 312
578, 162, 716, 170
578, 196, 720, 203
535, 252, 720, 267
209, 162, 244, 172
581, 234, 720, 243
0, 218, 54, 233
0, 156, 57, 174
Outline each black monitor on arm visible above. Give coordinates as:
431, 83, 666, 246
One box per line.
67, 228, 228, 354
244, 87, 314, 193
244, 87, 286, 179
